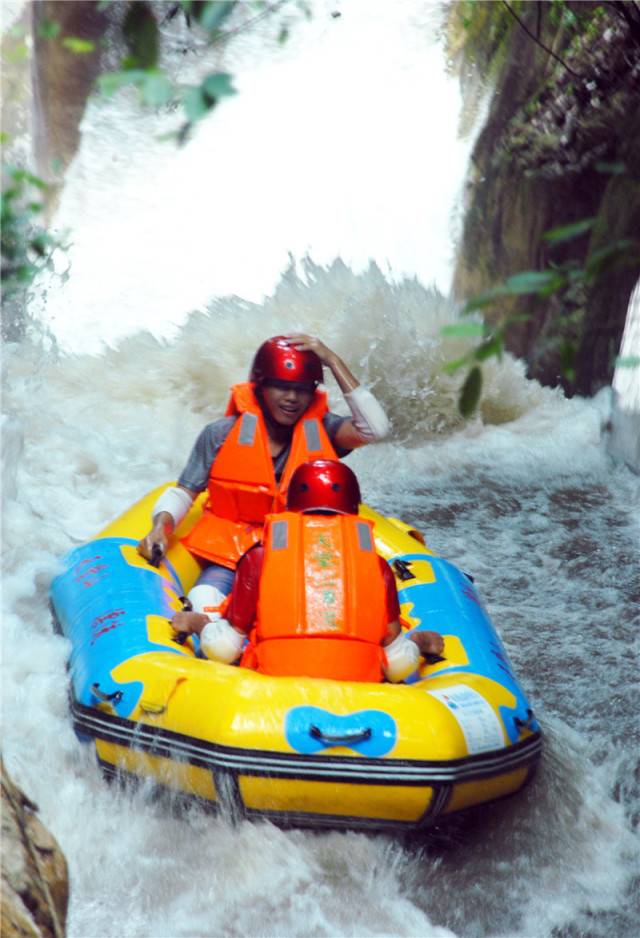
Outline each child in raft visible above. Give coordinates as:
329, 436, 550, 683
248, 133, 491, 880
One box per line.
172, 459, 445, 682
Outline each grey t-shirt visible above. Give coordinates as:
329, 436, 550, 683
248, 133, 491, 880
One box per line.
178, 412, 351, 493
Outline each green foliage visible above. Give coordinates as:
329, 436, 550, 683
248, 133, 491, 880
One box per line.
446, 212, 640, 416
93, 0, 251, 138
61, 37, 96, 55
1, 166, 65, 302
459, 367, 483, 418
188, 1, 237, 33
445, 0, 520, 81
122, 1, 159, 70
37, 19, 61, 40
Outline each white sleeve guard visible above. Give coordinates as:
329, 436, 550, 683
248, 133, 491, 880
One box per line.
152, 486, 193, 528
200, 617, 244, 664
344, 385, 390, 441
383, 632, 421, 683
187, 584, 227, 617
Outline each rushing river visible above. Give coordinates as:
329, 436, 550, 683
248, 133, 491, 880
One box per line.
2, 2, 639, 937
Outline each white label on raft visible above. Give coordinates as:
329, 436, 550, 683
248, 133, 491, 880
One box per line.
427, 685, 506, 754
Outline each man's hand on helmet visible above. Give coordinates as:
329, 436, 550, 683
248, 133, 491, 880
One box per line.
284, 334, 336, 367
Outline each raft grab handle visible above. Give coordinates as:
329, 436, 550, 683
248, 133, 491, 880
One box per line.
309, 724, 372, 746
514, 709, 536, 731
91, 683, 123, 705
392, 559, 415, 581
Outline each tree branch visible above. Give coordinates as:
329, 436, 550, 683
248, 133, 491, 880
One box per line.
501, 0, 582, 79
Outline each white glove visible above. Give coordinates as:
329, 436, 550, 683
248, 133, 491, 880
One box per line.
200, 617, 244, 664
383, 632, 420, 683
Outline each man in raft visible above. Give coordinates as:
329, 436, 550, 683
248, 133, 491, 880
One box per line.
137, 334, 391, 616
172, 459, 444, 682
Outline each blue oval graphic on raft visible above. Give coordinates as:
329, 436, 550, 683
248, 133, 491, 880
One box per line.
285, 706, 397, 756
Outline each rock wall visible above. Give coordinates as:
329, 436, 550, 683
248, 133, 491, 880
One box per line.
451, 1, 640, 395
1, 760, 69, 938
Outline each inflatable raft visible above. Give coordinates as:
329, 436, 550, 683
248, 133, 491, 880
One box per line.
50, 485, 542, 832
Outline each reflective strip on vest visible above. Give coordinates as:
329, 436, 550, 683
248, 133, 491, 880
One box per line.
356, 521, 374, 552
271, 520, 288, 550
238, 413, 258, 446
303, 419, 322, 453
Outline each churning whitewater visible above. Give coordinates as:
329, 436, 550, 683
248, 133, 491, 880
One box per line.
2, 0, 639, 936
3, 268, 639, 937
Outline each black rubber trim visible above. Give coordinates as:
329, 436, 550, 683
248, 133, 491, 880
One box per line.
416, 785, 452, 828
73, 698, 542, 786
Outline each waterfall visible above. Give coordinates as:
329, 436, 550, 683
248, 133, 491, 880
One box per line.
608, 279, 640, 472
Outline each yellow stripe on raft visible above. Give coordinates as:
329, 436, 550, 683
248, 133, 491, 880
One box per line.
239, 776, 434, 822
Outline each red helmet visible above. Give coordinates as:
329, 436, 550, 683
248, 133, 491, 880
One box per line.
287, 459, 361, 515
250, 336, 323, 387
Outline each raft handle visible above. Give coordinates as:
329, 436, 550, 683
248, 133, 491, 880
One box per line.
514, 709, 535, 730
309, 725, 372, 746
150, 544, 164, 568
392, 559, 415, 582
91, 683, 123, 705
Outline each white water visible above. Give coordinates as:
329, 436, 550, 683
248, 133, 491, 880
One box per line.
3, 2, 639, 937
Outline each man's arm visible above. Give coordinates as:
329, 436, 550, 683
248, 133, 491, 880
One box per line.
285, 334, 390, 449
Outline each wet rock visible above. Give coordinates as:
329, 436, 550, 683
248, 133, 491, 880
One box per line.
1, 759, 68, 938
450, 3, 640, 396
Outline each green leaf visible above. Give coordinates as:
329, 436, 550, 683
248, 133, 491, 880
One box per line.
559, 339, 576, 381
279, 26, 290, 44
615, 355, 640, 368
196, 1, 236, 32
473, 334, 503, 362
97, 70, 147, 96
122, 1, 159, 70
29, 234, 48, 257
201, 72, 237, 101
6, 43, 28, 63
459, 366, 482, 418
594, 160, 625, 175
141, 72, 174, 107
183, 85, 211, 121
441, 323, 485, 338
442, 353, 473, 375
461, 285, 509, 315
503, 270, 565, 294
542, 218, 594, 244
38, 19, 61, 39
62, 37, 96, 54
8, 168, 48, 189
585, 240, 638, 279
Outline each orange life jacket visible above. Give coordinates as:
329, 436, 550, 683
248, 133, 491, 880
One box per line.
242, 512, 389, 682
181, 383, 338, 568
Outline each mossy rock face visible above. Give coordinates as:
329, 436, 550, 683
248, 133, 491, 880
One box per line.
450, 2, 640, 395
